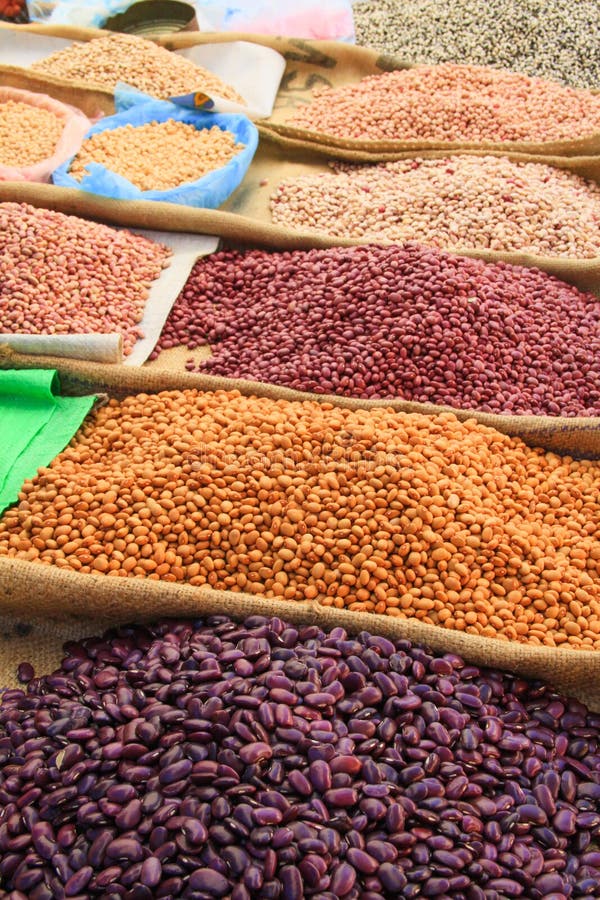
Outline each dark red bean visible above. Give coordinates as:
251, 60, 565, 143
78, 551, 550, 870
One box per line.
346, 849, 379, 874
188, 867, 230, 895
281, 865, 303, 899
16, 663, 34, 684
106, 839, 143, 863
152, 244, 600, 417
330, 861, 356, 895
64, 865, 93, 896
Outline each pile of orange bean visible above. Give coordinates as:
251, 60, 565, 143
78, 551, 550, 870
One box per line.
68, 121, 244, 192
270, 156, 600, 257
2, 389, 600, 650
288, 63, 600, 142
0, 202, 172, 354
0, 99, 63, 166
30, 33, 243, 103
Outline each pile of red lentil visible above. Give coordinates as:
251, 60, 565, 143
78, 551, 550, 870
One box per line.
3, 19, 600, 900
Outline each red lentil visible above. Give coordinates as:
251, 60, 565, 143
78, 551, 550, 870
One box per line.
68, 120, 244, 192
0, 99, 63, 167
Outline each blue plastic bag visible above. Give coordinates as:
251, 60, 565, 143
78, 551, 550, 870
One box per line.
52, 89, 258, 209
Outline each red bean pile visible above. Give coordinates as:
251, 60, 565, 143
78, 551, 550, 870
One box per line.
151, 244, 600, 417
0, 203, 172, 356
1, 615, 600, 899
287, 64, 600, 143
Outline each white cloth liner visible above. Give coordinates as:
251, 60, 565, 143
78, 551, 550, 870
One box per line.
126, 229, 218, 366
0, 230, 219, 366
0, 333, 123, 363
0, 30, 285, 119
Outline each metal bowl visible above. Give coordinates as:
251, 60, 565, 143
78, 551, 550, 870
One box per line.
101, 0, 198, 36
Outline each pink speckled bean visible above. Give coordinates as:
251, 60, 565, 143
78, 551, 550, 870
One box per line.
0, 202, 172, 355
288, 63, 600, 143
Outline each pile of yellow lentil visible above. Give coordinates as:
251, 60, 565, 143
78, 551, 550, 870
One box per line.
1, 389, 600, 650
0, 98, 64, 167
68, 121, 244, 192
30, 32, 243, 103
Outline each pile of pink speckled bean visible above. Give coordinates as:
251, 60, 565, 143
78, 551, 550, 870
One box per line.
287, 64, 600, 143
0, 202, 172, 355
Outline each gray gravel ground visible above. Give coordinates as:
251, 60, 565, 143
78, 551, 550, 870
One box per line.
352, 0, 600, 88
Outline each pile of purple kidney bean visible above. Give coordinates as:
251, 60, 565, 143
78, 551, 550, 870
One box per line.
151, 244, 600, 417
1, 614, 599, 899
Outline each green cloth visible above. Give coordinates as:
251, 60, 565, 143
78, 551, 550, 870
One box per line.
0, 369, 97, 515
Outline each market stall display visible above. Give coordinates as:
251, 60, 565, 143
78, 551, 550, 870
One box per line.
1, 11, 600, 898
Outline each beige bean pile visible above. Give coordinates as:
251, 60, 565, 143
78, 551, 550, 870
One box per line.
0, 202, 172, 354
68, 121, 244, 192
288, 63, 600, 143
2, 389, 600, 650
29, 33, 243, 103
0, 99, 64, 167
270, 156, 600, 257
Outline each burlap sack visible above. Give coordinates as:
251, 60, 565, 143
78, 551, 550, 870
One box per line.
0, 350, 599, 710
3, 21, 599, 158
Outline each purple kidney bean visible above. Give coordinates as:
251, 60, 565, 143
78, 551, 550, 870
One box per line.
1, 615, 600, 900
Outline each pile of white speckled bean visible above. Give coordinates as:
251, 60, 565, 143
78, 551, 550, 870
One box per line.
270, 156, 600, 256
288, 64, 600, 143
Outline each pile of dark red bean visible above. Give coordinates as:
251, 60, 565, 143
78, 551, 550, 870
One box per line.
1, 614, 599, 899
151, 244, 600, 417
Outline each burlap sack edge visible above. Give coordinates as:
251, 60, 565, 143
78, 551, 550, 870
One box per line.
259, 122, 600, 161
2, 558, 599, 708
2, 345, 600, 456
